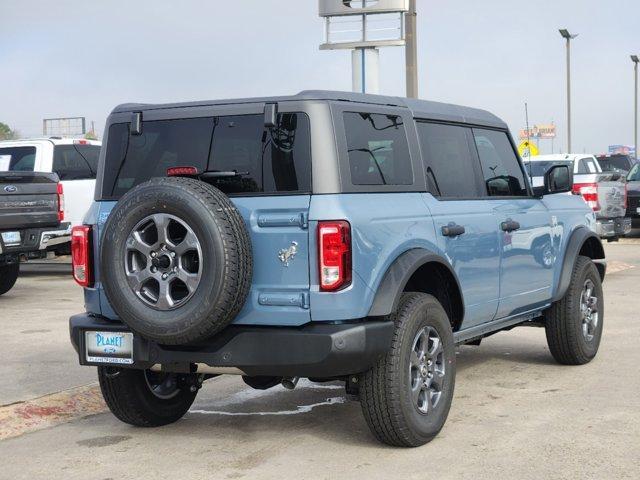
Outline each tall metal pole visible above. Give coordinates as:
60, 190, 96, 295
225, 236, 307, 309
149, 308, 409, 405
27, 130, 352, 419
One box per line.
405, 0, 418, 98
565, 37, 572, 153
633, 55, 639, 159
559, 29, 577, 153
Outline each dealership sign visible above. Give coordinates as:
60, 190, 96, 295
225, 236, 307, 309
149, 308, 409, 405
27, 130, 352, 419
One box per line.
518, 124, 556, 140
608, 145, 636, 157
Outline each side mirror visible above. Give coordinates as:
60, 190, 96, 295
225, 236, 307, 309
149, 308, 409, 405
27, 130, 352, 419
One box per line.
543, 164, 572, 195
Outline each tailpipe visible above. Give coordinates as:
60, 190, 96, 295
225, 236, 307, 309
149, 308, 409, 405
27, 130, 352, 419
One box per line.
281, 376, 299, 390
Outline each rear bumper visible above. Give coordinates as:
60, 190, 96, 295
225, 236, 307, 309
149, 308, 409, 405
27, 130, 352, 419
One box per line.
69, 313, 394, 378
0, 223, 68, 263
594, 217, 631, 238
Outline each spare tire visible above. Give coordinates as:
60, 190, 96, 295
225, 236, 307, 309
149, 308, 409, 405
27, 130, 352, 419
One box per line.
101, 177, 252, 345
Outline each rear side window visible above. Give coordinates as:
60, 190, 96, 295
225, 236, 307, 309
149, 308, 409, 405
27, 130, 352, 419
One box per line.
473, 129, 528, 197
103, 113, 311, 199
53, 145, 100, 180
0, 146, 36, 171
577, 157, 598, 174
343, 112, 413, 185
416, 122, 483, 197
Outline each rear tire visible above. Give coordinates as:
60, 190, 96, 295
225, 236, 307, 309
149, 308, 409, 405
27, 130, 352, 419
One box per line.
360, 293, 456, 447
0, 263, 19, 296
545, 255, 604, 365
98, 367, 198, 427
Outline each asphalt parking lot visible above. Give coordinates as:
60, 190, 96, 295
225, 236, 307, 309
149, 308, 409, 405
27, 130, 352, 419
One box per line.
1, 239, 639, 480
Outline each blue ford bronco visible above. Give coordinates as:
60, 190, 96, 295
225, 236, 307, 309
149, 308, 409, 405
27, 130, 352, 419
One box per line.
69, 91, 605, 447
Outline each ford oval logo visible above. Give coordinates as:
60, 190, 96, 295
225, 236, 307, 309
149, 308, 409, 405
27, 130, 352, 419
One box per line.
4, 185, 17, 193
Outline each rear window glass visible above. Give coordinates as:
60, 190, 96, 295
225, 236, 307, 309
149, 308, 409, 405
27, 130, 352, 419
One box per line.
103, 113, 311, 199
0, 146, 36, 171
53, 145, 100, 180
343, 112, 413, 185
525, 160, 573, 177
597, 156, 631, 172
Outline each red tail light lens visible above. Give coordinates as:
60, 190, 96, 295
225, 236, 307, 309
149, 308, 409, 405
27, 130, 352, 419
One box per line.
572, 182, 600, 212
167, 166, 199, 176
318, 221, 351, 292
71, 226, 92, 287
56, 183, 65, 222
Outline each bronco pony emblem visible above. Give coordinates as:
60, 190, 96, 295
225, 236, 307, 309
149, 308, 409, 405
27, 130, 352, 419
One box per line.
278, 241, 298, 267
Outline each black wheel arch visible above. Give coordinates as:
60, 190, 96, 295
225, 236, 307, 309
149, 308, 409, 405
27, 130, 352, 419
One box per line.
368, 249, 464, 331
552, 226, 606, 303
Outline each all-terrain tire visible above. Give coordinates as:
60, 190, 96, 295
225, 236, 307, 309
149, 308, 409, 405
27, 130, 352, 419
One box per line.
100, 177, 252, 345
98, 367, 198, 427
545, 255, 604, 365
0, 263, 19, 296
360, 293, 456, 447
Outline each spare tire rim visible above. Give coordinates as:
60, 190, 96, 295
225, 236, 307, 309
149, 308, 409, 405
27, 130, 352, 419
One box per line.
409, 325, 445, 415
124, 213, 203, 311
580, 278, 599, 342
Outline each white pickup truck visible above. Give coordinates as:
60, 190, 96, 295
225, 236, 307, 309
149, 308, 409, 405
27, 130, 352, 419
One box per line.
0, 137, 101, 253
526, 154, 631, 239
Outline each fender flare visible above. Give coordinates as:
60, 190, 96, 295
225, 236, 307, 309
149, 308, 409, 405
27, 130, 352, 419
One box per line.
552, 226, 605, 302
367, 248, 464, 318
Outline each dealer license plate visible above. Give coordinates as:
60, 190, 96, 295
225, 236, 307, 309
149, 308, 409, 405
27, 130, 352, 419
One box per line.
1, 231, 21, 245
85, 331, 134, 364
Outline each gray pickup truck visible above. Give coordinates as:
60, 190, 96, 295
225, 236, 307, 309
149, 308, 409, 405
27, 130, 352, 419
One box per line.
526, 154, 631, 239
0, 171, 66, 295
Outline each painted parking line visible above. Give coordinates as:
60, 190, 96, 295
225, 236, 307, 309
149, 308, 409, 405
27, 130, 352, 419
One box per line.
0, 384, 106, 441
606, 261, 636, 274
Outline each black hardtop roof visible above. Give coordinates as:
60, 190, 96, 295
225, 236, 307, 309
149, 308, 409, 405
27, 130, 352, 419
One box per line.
112, 90, 507, 129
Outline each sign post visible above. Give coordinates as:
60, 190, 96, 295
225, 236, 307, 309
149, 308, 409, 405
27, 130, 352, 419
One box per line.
319, 0, 409, 94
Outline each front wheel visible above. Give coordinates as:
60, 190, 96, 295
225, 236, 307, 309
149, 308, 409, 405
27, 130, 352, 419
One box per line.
0, 263, 19, 296
98, 367, 199, 427
359, 293, 456, 447
545, 255, 604, 365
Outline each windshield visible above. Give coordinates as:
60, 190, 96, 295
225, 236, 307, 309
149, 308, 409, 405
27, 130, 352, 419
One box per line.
628, 163, 640, 182
0, 146, 36, 171
524, 160, 572, 177
598, 156, 630, 173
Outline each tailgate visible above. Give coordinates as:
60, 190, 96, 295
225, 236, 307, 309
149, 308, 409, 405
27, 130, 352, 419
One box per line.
0, 172, 60, 230
596, 180, 626, 218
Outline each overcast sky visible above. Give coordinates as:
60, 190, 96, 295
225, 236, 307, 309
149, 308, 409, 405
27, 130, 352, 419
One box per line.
1, 0, 639, 154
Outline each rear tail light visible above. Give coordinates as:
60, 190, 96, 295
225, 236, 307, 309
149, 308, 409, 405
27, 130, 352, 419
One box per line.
318, 221, 351, 291
167, 166, 199, 176
624, 183, 628, 210
56, 183, 65, 221
71, 226, 92, 287
572, 182, 600, 212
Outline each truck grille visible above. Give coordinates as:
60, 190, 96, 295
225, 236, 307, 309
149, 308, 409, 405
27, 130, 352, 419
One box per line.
628, 196, 640, 217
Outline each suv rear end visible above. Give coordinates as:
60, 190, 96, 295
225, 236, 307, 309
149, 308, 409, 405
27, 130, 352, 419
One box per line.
70, 95, 394, 378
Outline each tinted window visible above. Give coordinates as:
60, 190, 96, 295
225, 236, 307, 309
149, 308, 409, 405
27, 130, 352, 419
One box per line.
208, 113, 311, 195
0, 146, 36, 171
597, 156, 631, 172
344, 112, 413, 185
525, 160, 573, 177
628, 163, 640, 182
473, 129, 528, 196
416, 122, 483, 197
53, 145, 100, 180
103, 113, 311, 199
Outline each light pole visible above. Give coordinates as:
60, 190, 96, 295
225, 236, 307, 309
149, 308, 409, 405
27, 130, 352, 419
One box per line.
559, 29, 578, 153
632, 55, 639, 159
405, 0, 418, 98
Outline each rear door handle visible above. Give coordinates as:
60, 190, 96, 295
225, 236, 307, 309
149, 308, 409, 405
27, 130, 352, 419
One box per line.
441, 223, 466, 237
501, 219, 521, 232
